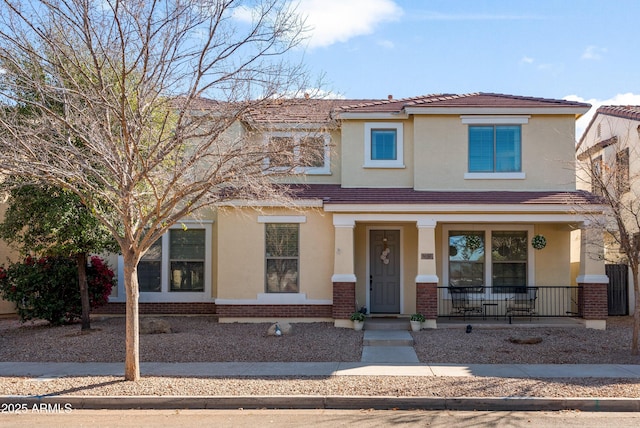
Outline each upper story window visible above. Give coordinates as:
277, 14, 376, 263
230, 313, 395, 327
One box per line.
264, 131, 330, 174
616, 148, 630, 194
468, 125, 521, 172
461, 116, 528, 180
364, 122, 404, 168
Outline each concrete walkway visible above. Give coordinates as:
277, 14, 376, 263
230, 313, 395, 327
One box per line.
2, 361, 640, 378
361, 330, 419, 363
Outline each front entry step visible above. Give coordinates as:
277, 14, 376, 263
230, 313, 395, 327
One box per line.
363, 318, 410, 331
363, 330, 414, 346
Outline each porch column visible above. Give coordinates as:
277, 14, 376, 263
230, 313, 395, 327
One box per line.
332, 216, 356, 328
576, 221, 608, 330
416, 218, 439, 329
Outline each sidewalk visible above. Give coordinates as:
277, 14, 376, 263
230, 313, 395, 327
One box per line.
1, 361, 640, 412
2, 361, 640, 378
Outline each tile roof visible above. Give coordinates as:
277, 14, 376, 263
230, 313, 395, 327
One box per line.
243, 98, 374, 125
286, 184, 601, 206
188, 93, 590, 125
594, 105, 640, 121
335, 93, 591, 113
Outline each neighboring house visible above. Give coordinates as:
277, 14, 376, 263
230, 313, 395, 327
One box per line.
2, 93, 610, 328
576, 105, 640, 315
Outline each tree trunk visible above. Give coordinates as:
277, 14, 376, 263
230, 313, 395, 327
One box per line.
123, 250, 141, 381
77, 252, 91, 331
632, 265, 640, 355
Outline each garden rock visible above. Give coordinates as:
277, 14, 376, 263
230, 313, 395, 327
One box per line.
140, 317, 172, 334
267, 322, 292, 336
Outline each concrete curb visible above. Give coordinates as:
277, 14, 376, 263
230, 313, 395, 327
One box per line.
2, 395, 640, 412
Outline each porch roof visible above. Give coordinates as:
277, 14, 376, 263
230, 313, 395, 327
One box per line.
286, 184, 602, 206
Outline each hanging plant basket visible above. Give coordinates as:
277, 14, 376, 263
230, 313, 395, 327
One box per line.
531, 234, 547, 250
465, 235, 482, 252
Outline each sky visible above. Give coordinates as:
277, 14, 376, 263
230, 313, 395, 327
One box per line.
287, 0, 640, 138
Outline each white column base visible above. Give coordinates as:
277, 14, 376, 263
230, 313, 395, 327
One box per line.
334, 319, 353, 329
584, 319, 606, 330
421, 319, 437, 329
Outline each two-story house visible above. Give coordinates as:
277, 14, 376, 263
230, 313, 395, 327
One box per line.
576, 105, 640, 316
90, 93, 609, 328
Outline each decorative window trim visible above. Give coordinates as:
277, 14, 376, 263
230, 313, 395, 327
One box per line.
464, 172, 526, 180
461, 115, 530, 125
263, 131, 331, 175
364, 122, 404, 168
258, 215, 306, 224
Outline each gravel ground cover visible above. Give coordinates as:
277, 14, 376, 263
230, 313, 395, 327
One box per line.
1, 315, 639, 398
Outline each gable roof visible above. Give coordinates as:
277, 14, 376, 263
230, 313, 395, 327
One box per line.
595, 105, 640, 121
286, 184, 602, 207
577, 105, 640, 149
193, 93, 590, 127
335, 93, 590, 115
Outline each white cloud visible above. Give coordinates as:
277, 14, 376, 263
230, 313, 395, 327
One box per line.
298, 0, 403, 48
377, 39, 395, 49
520, 56, 534, 64
581, 45, 607, 60
564, 93, 640, 140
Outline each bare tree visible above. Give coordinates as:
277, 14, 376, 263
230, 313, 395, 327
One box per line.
576, 116, 640, 354
0, 0, 319, 380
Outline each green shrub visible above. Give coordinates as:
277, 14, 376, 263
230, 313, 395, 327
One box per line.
0, 255, 114, 325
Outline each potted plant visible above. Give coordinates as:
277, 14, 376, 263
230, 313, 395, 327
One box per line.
410, 313, 426, 331
350, 311, 365, 331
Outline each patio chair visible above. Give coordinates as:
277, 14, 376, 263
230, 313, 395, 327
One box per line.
505, 287, 538, 324
449, 287, 483, 320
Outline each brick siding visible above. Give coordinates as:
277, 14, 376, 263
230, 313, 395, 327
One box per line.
216, 304, 332, 318
577, 282, 608, 319
332, 281, 356, 319
94, 302, 216, 315
416, 282, 438, 319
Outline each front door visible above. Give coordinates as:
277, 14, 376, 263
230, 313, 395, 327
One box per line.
370, 229, 400, 313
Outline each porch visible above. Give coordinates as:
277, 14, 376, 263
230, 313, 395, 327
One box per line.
436, 286, 581, 324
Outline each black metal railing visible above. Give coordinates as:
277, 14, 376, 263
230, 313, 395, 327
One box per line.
437, 286, 581, 321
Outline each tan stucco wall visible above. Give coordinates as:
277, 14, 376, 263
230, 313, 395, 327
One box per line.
216, 207, 334, 300
533, 224, 573, 286
414, 115, 577, 191
340, 120, 414, 188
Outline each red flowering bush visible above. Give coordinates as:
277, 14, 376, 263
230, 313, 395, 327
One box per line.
0, 256, 114, 325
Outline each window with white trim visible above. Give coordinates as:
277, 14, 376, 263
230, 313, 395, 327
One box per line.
136, 226, 209, 294
364, 122, 404, 168
138, 238, 162, 292
265, 223, 299, 293
445, 225, 532, 294
468, 125, 521, 172
462, 116, 528, 179
170, 229, 205, 292
264, 131, 330, 174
